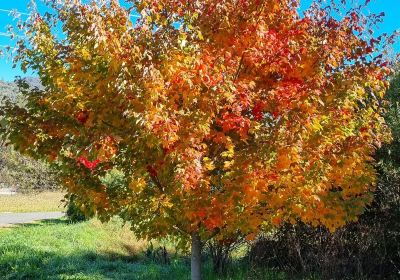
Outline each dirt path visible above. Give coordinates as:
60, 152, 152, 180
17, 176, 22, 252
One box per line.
0, 212, 64, 227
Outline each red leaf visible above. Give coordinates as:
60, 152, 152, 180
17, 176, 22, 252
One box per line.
146, 165, 158, 177
76, 110, 89, 124
252, 102, 265, 121
77, 156, 100, 169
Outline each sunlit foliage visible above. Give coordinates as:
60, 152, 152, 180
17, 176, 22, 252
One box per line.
0, 0, 393, 243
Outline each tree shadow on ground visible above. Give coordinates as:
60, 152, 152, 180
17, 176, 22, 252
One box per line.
0, 243, 190, 280
1, 218, 69, 230
32, 218, 69, 226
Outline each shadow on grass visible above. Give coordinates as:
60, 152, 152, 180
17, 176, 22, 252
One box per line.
5, 218, 70, 230
0, 243, 190, 280
0, 241, 288, 280
33, 218, 69, 226
0, 220, 288, 280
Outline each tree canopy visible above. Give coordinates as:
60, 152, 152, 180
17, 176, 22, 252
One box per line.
0, 0, 393, 244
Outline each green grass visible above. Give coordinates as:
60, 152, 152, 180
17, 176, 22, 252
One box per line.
0, 219, 289, 280
0, 191, 66, 213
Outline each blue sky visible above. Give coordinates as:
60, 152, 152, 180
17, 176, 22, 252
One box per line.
0, 0, 399, 81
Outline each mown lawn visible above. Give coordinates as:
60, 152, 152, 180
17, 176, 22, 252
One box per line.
0, 219, 289, 280
0, 191, 66, 213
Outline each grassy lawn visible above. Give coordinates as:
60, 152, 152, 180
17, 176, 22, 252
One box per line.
0, 219, 289, 280
0, 191, 65, 213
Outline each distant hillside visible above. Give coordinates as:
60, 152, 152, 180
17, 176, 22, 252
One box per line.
23, 77, 42, 89
0, 77, 59, 192
0, 80, 18, 102
0, 77, 42, 103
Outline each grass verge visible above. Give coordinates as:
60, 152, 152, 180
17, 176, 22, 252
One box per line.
0, 191, 65, 213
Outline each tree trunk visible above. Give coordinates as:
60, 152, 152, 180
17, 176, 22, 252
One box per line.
191, 231, 202, 280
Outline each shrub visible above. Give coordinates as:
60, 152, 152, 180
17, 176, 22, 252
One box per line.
65, 193, 90, 223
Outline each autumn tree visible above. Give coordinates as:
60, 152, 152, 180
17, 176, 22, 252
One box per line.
0, 0, 394, 279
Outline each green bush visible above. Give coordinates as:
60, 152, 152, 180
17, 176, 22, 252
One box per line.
66, 193, 90, 223
65, 169, 126, 223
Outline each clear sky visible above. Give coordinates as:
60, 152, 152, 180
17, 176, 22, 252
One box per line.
0, 0, 399, 81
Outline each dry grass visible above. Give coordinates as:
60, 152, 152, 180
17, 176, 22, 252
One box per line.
0, 191, 66, 213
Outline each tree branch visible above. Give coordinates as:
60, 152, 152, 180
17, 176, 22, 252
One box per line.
234, 51, 246, 81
